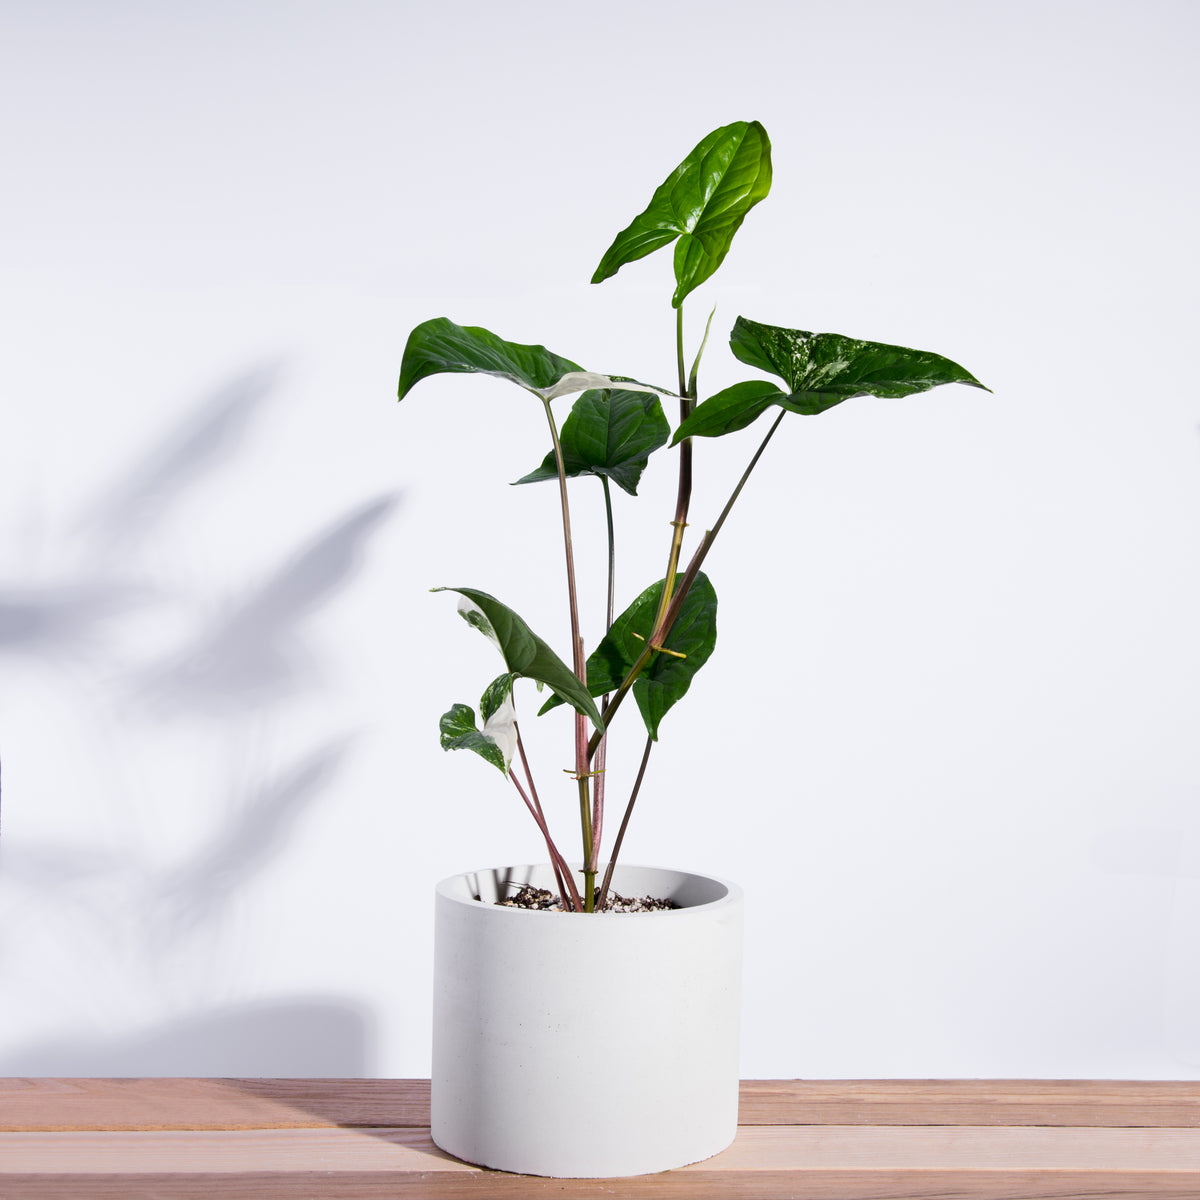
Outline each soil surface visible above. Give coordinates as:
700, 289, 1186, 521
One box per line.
496, 885, 678, 913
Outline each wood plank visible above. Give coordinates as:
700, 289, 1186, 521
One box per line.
0, 1126, 465, 1173
0, 1079, 336, 1132
736, 1078, 1200, 1126
6, 1078, 1200, 1132
4, 1124, 1200, 1174
2, 1166, 1200, 1195
3, 1168, 1200, 1199
229, 1077, 430, 1127
5, 1080, 1200, 1200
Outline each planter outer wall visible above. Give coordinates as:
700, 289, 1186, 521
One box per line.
431, 864, 743, 1178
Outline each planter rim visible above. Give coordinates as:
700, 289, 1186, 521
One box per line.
436, 862, 742, 918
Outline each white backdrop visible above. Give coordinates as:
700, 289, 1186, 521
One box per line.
1, 0, 1198, 1079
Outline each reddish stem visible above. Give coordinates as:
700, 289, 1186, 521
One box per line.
514, 727, 581, 911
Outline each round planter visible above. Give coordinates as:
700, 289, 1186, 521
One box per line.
431, 863, 743, 1178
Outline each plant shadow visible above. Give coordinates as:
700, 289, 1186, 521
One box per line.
0, 363, 400, 1077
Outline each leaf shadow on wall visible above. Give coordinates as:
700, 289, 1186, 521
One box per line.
0, 365, 399, 1076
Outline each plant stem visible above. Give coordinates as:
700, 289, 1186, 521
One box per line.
596, 735, 654, 909
539, 395, 596, 911
602, 476, 616, 631
675, 303, 687, 397
585, 303, 696, 763
514, 724, 580, 910
585, 639, 655, 762
510, 767, 563, 893
590, 477, 617, 867
585, 408, 788, 762
651, 306, 695, 634
509, 766, 580, 912
576, 634, 595, 910
540, 398, 586, 686
651, 408, 789, 648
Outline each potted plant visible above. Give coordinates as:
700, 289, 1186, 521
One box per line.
397, 120, 987, 1178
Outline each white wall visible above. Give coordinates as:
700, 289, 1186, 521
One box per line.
1, 0, 1197, 1079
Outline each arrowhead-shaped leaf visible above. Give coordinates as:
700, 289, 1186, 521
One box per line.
539, 573, 717, 740
398, 318, 583, 400
672, 379, 787, 443
591, 121, 772, 308
729, 316, 990, 415
439, 702, 508, 774
434, 587, 604, 730
398, 319, 670, 412
513, 387, 672, 496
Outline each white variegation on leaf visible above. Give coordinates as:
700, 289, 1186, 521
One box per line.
481, 691, 517, 771
533, 371, 673, 402
456, 596, 500, 648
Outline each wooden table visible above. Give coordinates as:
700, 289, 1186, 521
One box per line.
2, 1078, 1199, 1198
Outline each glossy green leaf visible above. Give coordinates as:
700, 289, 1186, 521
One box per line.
398, 318, 582, 400
398, 318, 672, 413
513, 388, 672, 496
591, 121, 772, 308
439, 702, 507, 774
672, 379, 787, 443
539, 573, 717, 740
729, 316, 990, 415
434, 587, 603, 730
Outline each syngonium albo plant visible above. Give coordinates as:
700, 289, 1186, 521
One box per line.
398, 121, 988, 912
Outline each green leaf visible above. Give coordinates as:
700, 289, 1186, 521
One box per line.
672, 379, 787, 443
729, 316, 990, 415
439, 703, 507, 774
513, 388, 671, 496
539, 573, 718, 740
673, 321, 988, 441
434, 587, 604, 730
591, 121, 773, 308
398, 318, 583, 400
397, 318, 674, 409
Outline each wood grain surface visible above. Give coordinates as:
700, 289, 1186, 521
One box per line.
2, 1078, 1198, 1199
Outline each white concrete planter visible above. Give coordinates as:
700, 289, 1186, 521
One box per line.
431, 863, 743, 1178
